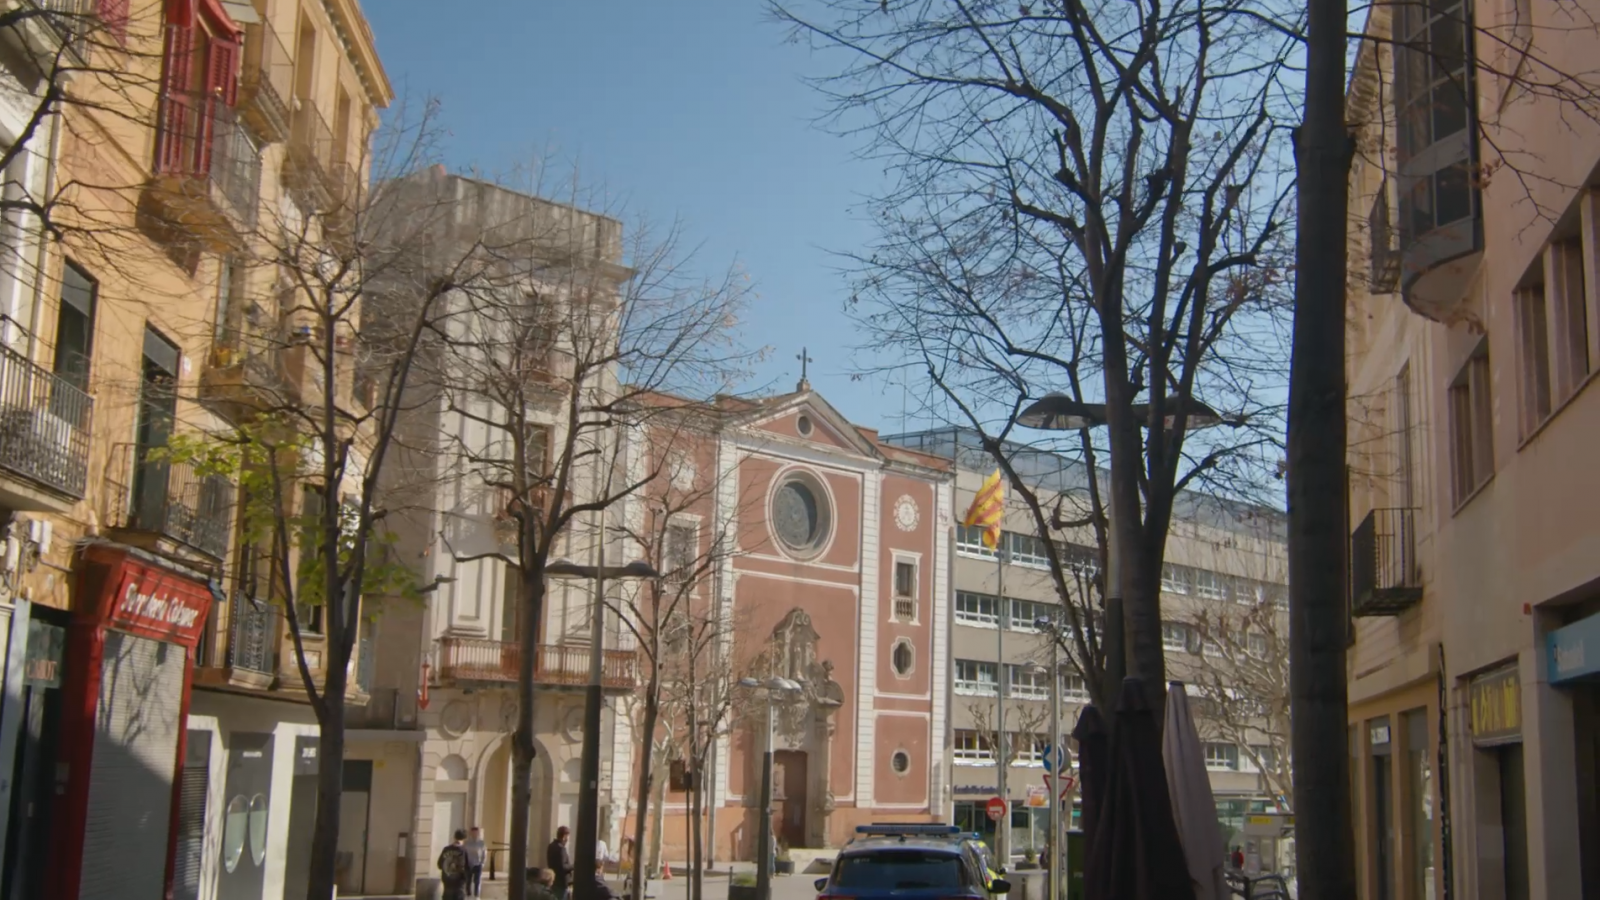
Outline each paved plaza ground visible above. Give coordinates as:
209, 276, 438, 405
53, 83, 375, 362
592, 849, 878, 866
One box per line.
357, 866, 824, 900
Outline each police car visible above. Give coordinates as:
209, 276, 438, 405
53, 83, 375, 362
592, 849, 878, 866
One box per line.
813, 824, 1010, 900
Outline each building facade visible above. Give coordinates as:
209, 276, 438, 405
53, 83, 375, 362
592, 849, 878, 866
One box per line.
881, 429, 1290, 861
0, 0, 390, 898
617, 388, 955, 860
1345, 3, 1600, 899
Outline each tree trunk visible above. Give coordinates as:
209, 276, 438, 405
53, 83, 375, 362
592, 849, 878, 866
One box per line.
304, 682, 348, 900
509, 569, 548, 900
1287, 0, 1357, 896
649, 758, 668, 876
631, 679, 661, 900
689, 756, 704, 900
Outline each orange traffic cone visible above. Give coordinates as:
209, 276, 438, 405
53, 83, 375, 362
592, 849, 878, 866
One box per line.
662, 861, 673, 881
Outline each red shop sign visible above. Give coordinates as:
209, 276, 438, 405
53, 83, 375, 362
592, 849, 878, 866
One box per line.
99, 556, 212, 648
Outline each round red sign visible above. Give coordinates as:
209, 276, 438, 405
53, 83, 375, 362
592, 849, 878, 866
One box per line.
986, 797, 1007, 821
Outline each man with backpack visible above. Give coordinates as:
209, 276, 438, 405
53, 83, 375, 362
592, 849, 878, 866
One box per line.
439, 829, 471, 900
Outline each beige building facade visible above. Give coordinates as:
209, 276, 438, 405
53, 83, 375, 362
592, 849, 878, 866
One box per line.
881, 429, 1289, 860
1345, 3, 1600, 899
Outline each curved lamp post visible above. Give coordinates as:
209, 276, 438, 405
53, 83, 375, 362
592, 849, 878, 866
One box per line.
548, 556, 660, 900
738, 676, 803, 900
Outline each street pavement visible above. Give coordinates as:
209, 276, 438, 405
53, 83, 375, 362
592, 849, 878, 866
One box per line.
353, 869, 822, 900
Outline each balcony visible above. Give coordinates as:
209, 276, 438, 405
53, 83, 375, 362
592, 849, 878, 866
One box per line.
1351, 507, 1423, 616
0, 337, 91, 508
285, 101, 335, 208
146, 95, 261, 249
237, 17, 292, 143
196, 590, 280, 691
435, 637, 638, 692
1368, 185, 1399, 294
105, 443, 234, 561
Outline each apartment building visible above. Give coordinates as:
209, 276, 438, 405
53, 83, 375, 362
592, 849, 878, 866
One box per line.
343, 171, 640, 895
0, 0, 390, 898
1343, 3, 1600, 900
880, 428, 1289, 858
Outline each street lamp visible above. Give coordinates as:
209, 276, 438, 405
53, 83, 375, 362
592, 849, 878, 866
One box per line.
1013, 391, 1229, 691
739, 676, 803, 900
547, 555, 660, 900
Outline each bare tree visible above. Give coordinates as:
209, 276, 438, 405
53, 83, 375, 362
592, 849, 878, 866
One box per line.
773, 0, 1298, 716
418, 172, 757, 900
1184, 595, 1292, 810
609, 412, 751, 900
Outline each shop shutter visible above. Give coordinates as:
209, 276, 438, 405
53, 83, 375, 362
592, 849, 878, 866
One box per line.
78, 631, 186, 900
173, 730, 212, 900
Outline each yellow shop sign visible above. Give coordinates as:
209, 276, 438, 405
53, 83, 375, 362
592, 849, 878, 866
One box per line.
1469, 665, 1521, 745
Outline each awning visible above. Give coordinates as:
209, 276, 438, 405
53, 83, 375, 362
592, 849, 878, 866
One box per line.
219, 0, 260, 24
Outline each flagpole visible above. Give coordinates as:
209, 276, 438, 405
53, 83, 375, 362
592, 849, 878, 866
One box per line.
996, 541, 1007, 870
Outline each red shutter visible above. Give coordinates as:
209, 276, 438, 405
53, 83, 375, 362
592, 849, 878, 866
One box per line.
97, 0, 130, 44
195, 36, 237, 173
155, 24, 195, 174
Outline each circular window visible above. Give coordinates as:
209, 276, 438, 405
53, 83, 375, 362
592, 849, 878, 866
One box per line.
248, 793, 270, 866
797, 415, 814, 436
892, 640, 914, 677
222, 795, 248, 873
891, 750, 911, 775
771, 471, 831, 557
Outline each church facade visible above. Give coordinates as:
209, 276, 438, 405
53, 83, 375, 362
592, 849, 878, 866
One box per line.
618, 387, 954, 858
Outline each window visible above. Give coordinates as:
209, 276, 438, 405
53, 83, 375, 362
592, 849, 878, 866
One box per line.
1249, 744, 1279, 772
953, 730, 994, 764
1396, 363, 1416, 507
956, 524, 996, 558
295, 484, 326, 633
893, 559, 917, 620
890, 750, 910, 774
1247, 633, 1271, 658
1448, 341, 1494, 504
1204, 743, 1240, 771
1006, 665, 1049, 700
891, 640, 914, 677
1005, 531, 1049, 568
835, 852, 963, 890
53, 263, 96, 394
1162, 621, 1191, 653
1394, 0, 1474, 242
1008, 598, 1052, 631
1542, 239, 1590, 409
1061, 672, 1089, 702
1161, 564, 1191, 595
955, 591, 1000, 627
1515, 282, 1553, 433
954, 659, 998, 695
1059, 542, 1101, 575
1014, 734, 1049, 767
1192, 568, 1227, 601
664, 521, 697, 585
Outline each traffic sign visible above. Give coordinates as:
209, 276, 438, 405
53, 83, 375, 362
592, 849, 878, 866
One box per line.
1026, 786, 1049, 808
986, 797, 1008, 821
1040, 744, 1066, 772
1057, 775, 1078, 801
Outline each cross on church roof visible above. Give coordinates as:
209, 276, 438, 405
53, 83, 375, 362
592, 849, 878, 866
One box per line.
796, 347, 814, 392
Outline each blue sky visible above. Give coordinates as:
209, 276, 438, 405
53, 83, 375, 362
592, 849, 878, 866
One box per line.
362, 0, 916, 429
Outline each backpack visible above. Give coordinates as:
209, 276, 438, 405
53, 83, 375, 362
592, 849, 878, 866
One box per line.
439, 845, 469, 884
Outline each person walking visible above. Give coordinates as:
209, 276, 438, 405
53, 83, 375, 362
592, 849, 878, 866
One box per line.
465, 826, 488, 897
590, 859, 619, 900
548, 826, 574, 898
438, 830, 471, 900
527, 867, 560, 900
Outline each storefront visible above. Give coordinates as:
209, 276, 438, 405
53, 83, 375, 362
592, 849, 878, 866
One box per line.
0, 598, 69, 900
1546, 609, 1600, 899
1349, 675, 1443, 900
1465, 662, 1527, 900
46, 544, 214, 900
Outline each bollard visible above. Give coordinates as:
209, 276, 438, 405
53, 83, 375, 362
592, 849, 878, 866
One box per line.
415, 876, 442, 900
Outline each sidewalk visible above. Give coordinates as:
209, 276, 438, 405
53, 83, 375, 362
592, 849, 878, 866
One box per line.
352, 869, 820, 900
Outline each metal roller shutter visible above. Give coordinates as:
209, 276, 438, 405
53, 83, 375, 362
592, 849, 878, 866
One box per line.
78, 630, 185, 900
173, 730, 212, 900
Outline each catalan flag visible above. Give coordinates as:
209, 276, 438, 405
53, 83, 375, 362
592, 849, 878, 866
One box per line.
963, 468, 1005, 549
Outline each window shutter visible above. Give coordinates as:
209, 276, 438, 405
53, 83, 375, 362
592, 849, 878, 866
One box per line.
210, 36, 240, 106
98, 0, 130, 44
156, 24, 196, 173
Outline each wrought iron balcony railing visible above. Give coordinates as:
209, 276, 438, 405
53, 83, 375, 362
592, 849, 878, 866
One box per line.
106, 443, 235, 560
0, 337, 92, 498
151, 94, 262, 235
238, 17, 292, 142
435, 637, 637, 691
1351, 507, 1423, 616
226, 591, 278, 675
286, 101, 335, 204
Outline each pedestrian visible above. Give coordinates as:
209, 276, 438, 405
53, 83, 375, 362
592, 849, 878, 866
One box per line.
548, 825, 574, 898
1231, 846, 1245, 871
438, 829, 471, 900
527, 867, 559, 900
596, 832, 615, 872
591, 859, 619, 900
465, 826, 487, 897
